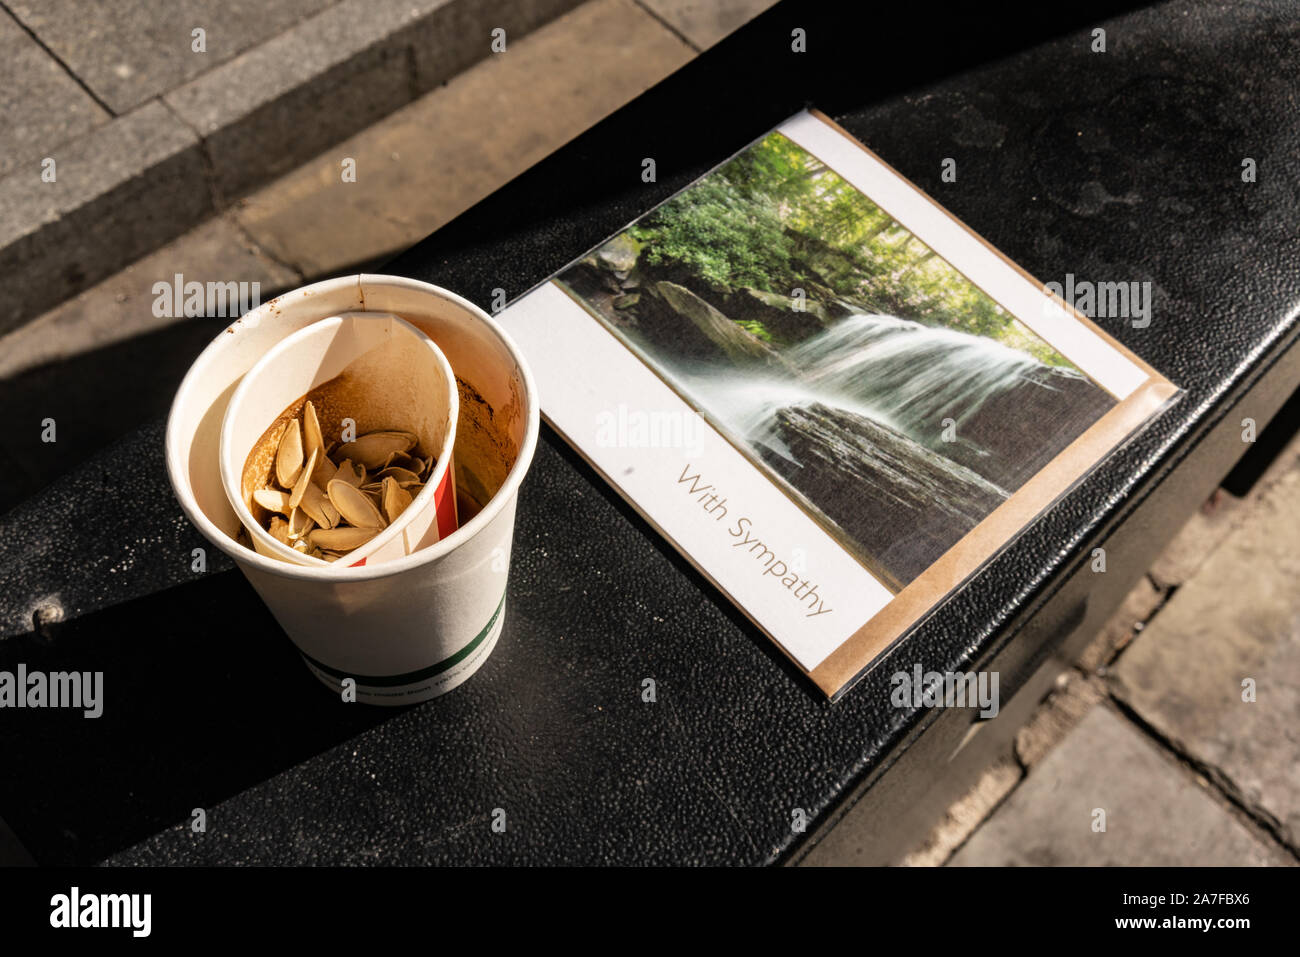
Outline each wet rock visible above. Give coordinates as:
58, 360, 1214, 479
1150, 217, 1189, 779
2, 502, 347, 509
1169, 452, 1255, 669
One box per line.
718, 286, 831, 344
759, 402, 1007, 587
637, 281, 790, 372
594, 233, 640, 273
953, 363, 1115, 491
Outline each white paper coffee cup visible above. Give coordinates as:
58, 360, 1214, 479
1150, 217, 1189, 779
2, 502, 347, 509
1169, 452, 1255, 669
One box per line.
219, 312, 459, 567
165, 276, 539, 704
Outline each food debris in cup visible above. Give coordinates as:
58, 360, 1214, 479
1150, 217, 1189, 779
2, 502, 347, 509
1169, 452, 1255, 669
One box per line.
244, 396, 434, 562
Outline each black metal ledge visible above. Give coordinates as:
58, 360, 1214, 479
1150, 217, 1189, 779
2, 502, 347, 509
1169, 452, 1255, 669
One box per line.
1, 0, 1297, 865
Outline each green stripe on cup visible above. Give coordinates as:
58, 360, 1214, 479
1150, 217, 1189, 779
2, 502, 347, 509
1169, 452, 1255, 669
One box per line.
300, 592, 505, 688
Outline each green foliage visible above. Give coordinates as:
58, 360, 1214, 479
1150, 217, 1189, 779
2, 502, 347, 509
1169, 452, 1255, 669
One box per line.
630, 179, 792, 292
626, 131, 1076, 368
735, 319, 774, 342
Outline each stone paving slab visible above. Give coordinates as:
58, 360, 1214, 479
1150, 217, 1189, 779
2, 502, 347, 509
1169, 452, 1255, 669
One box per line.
0, 100, 210, 337
639, 0, 778, 49
163, 0, 583, 202
0, 0, 581, 338
1112, 459, 1300, 852
233, 0, 694, 277
949, 707, 1289, 865
0, 215, 298, 381
0, 7, 109, 180
5, 0, 340, 114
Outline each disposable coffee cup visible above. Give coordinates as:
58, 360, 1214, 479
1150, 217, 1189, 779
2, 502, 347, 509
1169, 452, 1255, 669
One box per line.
165, 276, 539, 704
219, 312, 459, 568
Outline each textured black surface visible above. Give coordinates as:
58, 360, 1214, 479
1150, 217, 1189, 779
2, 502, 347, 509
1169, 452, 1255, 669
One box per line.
2, 0, 1299, 865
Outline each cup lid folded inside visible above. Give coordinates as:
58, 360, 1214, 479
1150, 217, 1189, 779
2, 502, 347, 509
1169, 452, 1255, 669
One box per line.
218, 312, 459, 568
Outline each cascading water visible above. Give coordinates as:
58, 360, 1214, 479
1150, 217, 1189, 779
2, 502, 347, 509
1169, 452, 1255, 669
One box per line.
682, 313, 1059, 488
660, 311, 1116, 586
788, 315, 1043, 446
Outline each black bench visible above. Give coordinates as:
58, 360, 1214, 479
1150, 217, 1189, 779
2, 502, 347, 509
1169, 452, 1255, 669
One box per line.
2, 0, 1298, 865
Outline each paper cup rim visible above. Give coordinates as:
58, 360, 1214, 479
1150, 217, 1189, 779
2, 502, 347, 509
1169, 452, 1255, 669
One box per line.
218, 312, 459, 567
165, 275, 540, 582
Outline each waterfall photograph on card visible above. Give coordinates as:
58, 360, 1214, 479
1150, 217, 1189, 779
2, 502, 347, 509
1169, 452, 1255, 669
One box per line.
553, 131, 1117, 591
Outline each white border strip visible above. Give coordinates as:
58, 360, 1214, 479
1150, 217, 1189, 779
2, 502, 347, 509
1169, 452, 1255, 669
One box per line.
780, 111, 1150, 400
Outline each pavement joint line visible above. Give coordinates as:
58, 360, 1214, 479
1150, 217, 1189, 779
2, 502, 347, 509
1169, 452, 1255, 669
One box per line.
0, 0, 118, 117
1105, 693, 1300, 863
630, 0, 702, 53
158, 96, 227, 212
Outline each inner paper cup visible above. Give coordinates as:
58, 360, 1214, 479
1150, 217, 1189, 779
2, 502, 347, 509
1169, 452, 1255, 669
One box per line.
219, 312, 459, 567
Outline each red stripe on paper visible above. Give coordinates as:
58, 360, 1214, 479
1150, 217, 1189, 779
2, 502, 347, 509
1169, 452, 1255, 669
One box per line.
434, 463, 458, 541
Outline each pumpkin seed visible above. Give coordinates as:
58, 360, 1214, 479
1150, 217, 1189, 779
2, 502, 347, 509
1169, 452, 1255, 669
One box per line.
268, 515, 292, 545
382, 476, 413, 524
309, 526, 379, 551
377, 466, 421, 487
328, 478, 386, 529
299, 481, 339, 529
287, 507, 315, 540
332, 458, 365, 488
253, 488, 291, 514
275, 418, 304, 488
289, 448, 317, 509
335, 431, 416, 469
311, 446, 337, 488
303, 400, 324, 463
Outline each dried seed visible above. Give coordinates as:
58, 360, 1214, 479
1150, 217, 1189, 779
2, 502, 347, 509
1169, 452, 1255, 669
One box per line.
309, 526, 379, 552
289, 448, 317, 509
303, 401, 324, 463
287, 508, 316, 540
299, 481, 339, 529
377, 466, 421, 487
311, 447, 337, 488
268, 515, 292, 545
335, 431, 416, 470
253, 488, 291, 514
382, 476, 413, 524
328, 478, 386, 529
333, 458, 365, 488
383, 450, 414, 471
275, 418, 304, 488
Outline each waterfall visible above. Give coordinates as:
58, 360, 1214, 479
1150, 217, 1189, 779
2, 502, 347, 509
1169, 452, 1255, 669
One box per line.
682, 314, 1056, 468
787, 314, 1044, 444
656, 312, 1115, 584
656, 312, 1117, 584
